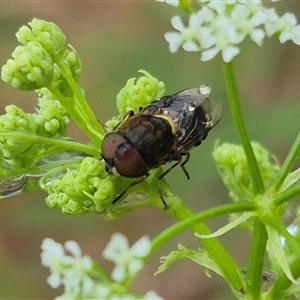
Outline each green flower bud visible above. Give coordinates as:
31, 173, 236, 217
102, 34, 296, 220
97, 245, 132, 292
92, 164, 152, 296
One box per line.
45, 185, 90, 215
45, 176, 93, 215
116, 70, 165, 115
33, 97, 69, 136
0, 105, 38, 167
64, 46, 82, 81
213, 142, 279, 202
1, 42, 54, 90
44, 157, 134, 215
0, 105, 36, 131
0, 100, 70, 169
44, 119, 60, 133
44, 158, 108, 214
17, 18, 67, 59
16, 25, 34, 45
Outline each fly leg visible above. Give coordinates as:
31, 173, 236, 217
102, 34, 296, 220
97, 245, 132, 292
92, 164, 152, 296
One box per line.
179, 152, 190, 180
112, 153, 190, 209
157, 153, 190, 209
112, 175, 149, 204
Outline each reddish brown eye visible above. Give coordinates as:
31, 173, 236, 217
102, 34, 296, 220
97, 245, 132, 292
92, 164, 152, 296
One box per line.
102, 132, 126, 160
114, 143, 148, 177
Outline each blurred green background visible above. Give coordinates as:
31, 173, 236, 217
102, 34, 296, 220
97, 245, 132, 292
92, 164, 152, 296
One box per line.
0, 2, 300, 299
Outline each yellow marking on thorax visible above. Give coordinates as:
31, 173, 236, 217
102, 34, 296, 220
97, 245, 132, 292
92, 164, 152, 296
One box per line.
155, 115, 177, 134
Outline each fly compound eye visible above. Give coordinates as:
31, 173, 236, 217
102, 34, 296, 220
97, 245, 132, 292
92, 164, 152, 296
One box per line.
102, 132, 126, 160
114, 143, 148, 177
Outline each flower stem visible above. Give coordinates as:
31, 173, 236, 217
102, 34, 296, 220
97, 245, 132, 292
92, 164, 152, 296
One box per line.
1, 158, 84, 180
223, 61, 267, 298
274, 182, 300, 207
272, 131, 300, 193
47, 81, 103, 147
0, 132, 99, 157
223, 61, 264, 195
56, 60, 106, 137
47, 84, 98, 143
245, 218, 268, 299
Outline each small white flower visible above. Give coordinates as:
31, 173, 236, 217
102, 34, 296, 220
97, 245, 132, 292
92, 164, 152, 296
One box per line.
41, 238, 65, 269
231, 5, 266, 46
265, 10, 300, 44
166, 12, 205, 53
277, 13, 300, 44
165, 14, 205, 53
165, 16, 185, 52
103, 233, 151, 282
201, 15, 242, 62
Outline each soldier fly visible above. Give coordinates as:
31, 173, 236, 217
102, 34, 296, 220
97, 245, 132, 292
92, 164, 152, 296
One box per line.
101, 85, 221, 208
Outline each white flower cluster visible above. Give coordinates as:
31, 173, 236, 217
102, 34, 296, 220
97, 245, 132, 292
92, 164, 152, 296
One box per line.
159, 0, 300, 62
41, 238, 95, 298
41, 235, 163, 299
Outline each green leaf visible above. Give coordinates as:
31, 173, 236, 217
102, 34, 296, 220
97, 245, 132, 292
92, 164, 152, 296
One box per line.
266, 225, 298, 285
195, 212, 253, 239
155, 244, 223, 279
280, 167, 300, 193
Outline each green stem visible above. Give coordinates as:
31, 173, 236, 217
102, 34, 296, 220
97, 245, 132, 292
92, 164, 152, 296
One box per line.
274, 183, 300, 207
0, 132, 99, 157
223, 61, 264, 195
223, 61, 267, 299
56, 60, 106, 137
1, 158, 84, 179
245, 218, 268, 300
273, 131, 300, 193
47, 84, 102, 145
